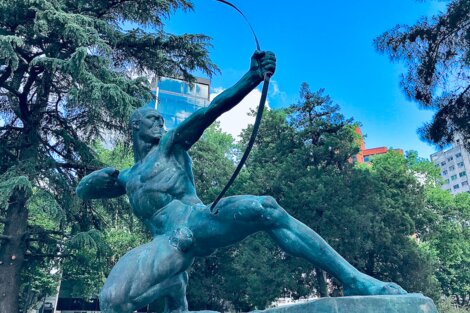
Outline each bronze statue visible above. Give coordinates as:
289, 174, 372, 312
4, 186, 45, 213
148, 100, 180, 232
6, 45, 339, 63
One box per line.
77, 51, 406, 313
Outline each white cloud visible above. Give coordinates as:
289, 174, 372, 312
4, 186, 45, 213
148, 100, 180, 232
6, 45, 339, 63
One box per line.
270, 79, 289, 103
271, 80, 281, 96
176, 110, 192, 120
211, 87, 270, 141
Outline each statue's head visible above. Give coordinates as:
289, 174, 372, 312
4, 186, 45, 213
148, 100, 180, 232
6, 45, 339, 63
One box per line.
129, 107, 166, 146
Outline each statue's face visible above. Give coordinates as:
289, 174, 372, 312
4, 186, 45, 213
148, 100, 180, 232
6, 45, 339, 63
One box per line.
133, 109, 166, 144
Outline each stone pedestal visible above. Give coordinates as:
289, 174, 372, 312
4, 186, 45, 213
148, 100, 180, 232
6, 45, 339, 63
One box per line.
252, 294, 438, 313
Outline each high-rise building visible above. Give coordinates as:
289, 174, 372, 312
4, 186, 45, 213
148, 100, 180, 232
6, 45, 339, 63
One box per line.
150, 76, 211, 129
430, 137, 470, 195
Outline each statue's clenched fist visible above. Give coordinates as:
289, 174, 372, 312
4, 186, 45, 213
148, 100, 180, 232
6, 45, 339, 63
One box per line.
250, 50, 276, 81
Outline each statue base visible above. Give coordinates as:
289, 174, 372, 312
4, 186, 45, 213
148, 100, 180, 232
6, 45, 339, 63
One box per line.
251, 294, 438, 313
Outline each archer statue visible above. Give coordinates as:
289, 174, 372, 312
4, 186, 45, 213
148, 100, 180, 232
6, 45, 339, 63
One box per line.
76, 51, 406, 313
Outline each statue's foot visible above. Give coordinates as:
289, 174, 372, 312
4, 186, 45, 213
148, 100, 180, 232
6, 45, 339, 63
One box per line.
344, 273, 407, 296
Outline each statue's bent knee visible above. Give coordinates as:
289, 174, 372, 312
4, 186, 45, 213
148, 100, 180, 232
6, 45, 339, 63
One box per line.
258, 196, 287, 225
260, 195, 279, 208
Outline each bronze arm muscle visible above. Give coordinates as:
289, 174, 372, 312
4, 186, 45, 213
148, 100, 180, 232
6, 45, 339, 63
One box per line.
169, 51, 275, 151
76, 167, 127, 200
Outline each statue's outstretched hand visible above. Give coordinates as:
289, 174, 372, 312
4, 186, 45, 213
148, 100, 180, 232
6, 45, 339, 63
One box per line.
94, 167, 120, 188
76, 167, 121, 199
250, 50, 276, 81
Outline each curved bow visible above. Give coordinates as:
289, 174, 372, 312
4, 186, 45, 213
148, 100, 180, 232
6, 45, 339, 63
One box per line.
210, 0, 272, 213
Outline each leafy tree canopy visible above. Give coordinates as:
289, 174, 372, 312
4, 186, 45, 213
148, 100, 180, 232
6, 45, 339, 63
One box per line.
375, 0, 470, 148
187, 84, 441, 310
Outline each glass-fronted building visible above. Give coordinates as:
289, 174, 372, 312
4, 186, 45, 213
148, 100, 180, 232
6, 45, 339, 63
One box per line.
151, 76, 211, 129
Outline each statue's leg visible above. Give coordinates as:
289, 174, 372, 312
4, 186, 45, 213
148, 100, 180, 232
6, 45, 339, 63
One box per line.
99, 236, 194, 313
260, 197, 406, 296
190, 195, 406, 296
163, 271, 189, 313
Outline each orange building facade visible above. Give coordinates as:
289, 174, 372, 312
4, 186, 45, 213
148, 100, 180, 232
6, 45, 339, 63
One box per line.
354, 127, 403, 163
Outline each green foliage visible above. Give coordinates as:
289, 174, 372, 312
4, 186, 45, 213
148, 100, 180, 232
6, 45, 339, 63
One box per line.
188, 86, 357, 309
105, 228, 146, 262
0, 0, 217, 309
438, 297, 470, 313
27, 188, 66, 228
59, 143, 147, 299
0, 35, 24, 70
405, 150, 442, 187
0, 172, 33, 209
20, 260, 61, 311
190, 122, 236, 202
375, 0, 470, 148
67, 229, 109, 256
187, 84, 452, 310
423, 189, 470, 307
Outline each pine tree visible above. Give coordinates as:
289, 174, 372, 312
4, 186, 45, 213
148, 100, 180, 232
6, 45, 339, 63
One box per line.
375, 0, 470, 148
0, 1, 217, 311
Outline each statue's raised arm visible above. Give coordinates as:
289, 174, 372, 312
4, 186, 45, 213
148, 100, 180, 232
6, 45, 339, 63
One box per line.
169, 50, 276, 151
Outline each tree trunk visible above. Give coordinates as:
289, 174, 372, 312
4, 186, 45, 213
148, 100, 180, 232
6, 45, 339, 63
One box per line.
366, 252, 375, 276
315, 268, 329, 297
0, 188, 30, 313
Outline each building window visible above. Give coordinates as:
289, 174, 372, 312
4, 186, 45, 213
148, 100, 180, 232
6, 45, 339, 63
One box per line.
462, 181, 468, 186
447, 189, 452, 192
453, 184, 460, 189
441, 161, 447, 166
449, 165, 455, 171
451, 175, 457, 180
154, 77, 210, 129
458, 162, 464, 167
447, 156, 454, 162
459, 171, 467, 177
442, 170, 448, 176
456, 152, 462, 158
445, 179, 450, 184
364, 156, 370, 162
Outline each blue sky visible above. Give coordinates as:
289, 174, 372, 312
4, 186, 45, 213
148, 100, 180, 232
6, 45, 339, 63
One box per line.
161, 0, 448, 159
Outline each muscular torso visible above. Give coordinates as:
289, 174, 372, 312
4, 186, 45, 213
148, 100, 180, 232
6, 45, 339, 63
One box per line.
122, 144, 202, 222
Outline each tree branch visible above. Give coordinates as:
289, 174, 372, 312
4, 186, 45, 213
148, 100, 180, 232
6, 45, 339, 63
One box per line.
0, 125, 23, 131
55, 162, 100, 171
0, 235, 12, 241
0, 84, 21, 97
19, 69, 41, 104
27, 228, 66, 237
25, 252, 71, 258
0, 66, 12, 85
95, 0, 134, 18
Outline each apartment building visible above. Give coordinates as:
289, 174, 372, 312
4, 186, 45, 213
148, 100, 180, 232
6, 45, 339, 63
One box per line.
430, 138, 470, 195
